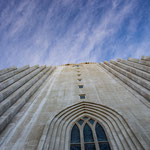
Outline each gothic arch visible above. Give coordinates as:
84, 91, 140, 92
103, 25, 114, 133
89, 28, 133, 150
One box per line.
70, 116, 111, 150
38, 102, 144, 150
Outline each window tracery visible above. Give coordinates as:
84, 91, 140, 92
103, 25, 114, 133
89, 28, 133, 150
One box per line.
70, 117, 111, 150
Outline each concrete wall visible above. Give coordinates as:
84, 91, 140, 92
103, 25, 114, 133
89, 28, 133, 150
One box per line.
0, 57, 150, 150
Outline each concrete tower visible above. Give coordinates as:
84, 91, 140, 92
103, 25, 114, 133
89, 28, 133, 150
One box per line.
0, 56, 150, 150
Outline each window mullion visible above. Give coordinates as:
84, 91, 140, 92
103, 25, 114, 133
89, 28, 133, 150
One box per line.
80, 125, 85, 150
92, 122, 100, 150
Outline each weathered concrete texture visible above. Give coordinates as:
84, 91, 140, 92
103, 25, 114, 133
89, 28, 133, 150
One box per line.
0, 65, 39, 91
118, 58, 150, 73
100, 56, 150, 103
111, 60, 150, 81
106, 61, 150, 90
0, 56, 150, 150
0, 65, 29, 82
0, 65, 55, 134
0, 66, 17, 76
0, 66, 45, 102
128, 57, 150, 67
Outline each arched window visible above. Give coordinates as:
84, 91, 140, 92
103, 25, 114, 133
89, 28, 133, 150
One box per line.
70, 116, 111, 150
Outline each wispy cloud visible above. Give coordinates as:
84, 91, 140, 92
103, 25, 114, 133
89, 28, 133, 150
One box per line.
0, 0, 150, 68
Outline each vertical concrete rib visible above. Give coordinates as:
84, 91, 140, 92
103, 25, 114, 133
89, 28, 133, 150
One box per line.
0, 66, 55, 133
100, 62, 150, 102
0, 65, 39, 92
110, 60, 150, 81
128, 57, 150, 67
105, 61, 150, 91
0, 66, 17, 76
0, 66, 45, 103
0, 65, 29, 82
0, 67, 50, 116
118, 59, 150, 73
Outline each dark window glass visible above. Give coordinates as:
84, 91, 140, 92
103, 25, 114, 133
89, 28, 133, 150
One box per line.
99, 143, 111, 150
83, 124, 94, 142
95, 123, 107, 141
78, 119, 84, 125
70, 144, 81, 150
71, 124, 80, 143
80, 95, 85, 99
85, 143, 96, 150
89, 119, 95, 125
71, 119, 111, 150
79, 85, 83, 88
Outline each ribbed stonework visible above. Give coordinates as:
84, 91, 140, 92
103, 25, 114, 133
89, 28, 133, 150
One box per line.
100, 56, 150, 102
0, 56, 150, 150
0, 65, 55, 132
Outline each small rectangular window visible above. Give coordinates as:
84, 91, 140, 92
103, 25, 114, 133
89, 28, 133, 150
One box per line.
78, 79, 82, 81
77, 74, 81, 76
78, 85, 83, 88
79, 94, 85, 99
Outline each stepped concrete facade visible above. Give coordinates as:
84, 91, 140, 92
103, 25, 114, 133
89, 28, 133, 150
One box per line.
0, 56, 150, 150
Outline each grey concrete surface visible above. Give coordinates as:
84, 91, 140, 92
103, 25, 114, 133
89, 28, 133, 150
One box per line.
0, 57, 149, 150
0, 66, 17, 76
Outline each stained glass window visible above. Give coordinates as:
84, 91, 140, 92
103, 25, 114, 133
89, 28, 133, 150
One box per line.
78, 119, 84, 125
95, 123, 107, 141
89, 119, 95, 125
85, 143, 96, 150
71, 124, 80, 143
70, 117, 111, 150
99, 143, 111, 150
71, 144, 81, 150
83, 124, 94, 142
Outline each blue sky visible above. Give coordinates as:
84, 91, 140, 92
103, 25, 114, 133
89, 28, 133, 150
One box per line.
0, 0, 150, 68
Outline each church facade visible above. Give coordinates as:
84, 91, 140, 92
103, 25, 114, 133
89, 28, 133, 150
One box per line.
0, 56, 150, 150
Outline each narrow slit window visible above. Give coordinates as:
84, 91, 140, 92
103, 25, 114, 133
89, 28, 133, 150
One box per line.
78, 85, 83, 88
79, 94, 85, 99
